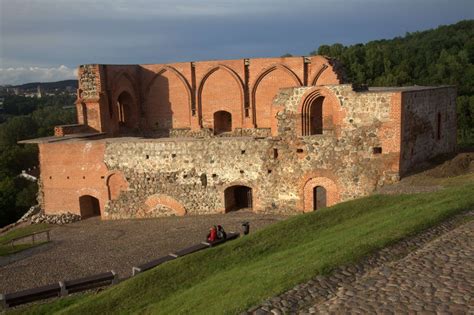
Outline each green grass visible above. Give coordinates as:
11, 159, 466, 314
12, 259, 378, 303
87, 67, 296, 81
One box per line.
14, 182, 474, 315
0, 224, 51, 244
0, 224, 51, 257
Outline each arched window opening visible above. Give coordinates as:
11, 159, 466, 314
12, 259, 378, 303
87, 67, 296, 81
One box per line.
214, 111, 232, 135
302, 96, 324, 136
79, 195, 101, 218
224, 185, 252, 212
117, 91, 135, 130
313, 186, 327, 210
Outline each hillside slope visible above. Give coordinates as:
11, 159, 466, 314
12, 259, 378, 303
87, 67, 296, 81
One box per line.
17, 174, 474, 315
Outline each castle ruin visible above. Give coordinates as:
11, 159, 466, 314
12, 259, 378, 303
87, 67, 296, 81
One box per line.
22, 56, 457, 219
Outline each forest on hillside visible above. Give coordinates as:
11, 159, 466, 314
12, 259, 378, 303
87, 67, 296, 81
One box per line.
0, 95, 76, 227
309, 20, 474, 146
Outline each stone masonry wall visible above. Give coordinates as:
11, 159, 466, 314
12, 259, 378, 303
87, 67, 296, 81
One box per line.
400, 87, 457, 176
98, 85, 402, 219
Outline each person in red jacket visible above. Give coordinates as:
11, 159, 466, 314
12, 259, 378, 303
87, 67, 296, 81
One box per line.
207, 226, 217, 242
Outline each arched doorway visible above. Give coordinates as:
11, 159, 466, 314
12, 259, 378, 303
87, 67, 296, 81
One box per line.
313, 186, 327, 210
214, 111, 232, 135
224, 185, 252, 212
79, 195, 101, 218
117, 91, 136, 132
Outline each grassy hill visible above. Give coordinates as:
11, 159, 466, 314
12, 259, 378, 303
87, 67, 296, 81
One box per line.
16, 173, 474, 315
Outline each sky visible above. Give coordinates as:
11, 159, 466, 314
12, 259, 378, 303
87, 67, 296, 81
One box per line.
0, 0, 473, 85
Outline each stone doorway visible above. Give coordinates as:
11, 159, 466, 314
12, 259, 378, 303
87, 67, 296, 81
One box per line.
224, 185, 252, 212
313, 186, 327, 210
213, 111, 232, 135
79, 195, 101, 218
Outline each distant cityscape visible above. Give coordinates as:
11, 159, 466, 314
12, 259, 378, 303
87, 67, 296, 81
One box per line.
0, 79, 78, 98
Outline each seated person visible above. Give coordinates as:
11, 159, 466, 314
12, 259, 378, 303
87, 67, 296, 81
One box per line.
216, 225, 227, 240
207, 225, 217, 242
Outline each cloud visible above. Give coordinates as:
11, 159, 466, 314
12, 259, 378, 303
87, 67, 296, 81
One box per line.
0, 65, 76, 85
1, 0, 472, 84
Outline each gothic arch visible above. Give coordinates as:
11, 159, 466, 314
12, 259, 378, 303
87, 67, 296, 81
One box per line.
310, 64, 329, 86
251, 64, 302, 127
197, 65, 245, 126
144, 66, 193, 129
297, 86, 343, 137
111, 72, 140, 126
144, 66, 192, 104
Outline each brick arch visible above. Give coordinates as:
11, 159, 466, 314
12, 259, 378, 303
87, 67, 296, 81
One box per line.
106, 171, 128, 200
310, 64, 329, 86
111, 72, 140, 132
144, 67, 193, 129
297, 172, 340, 212
197, 65, 245, 129
144, 194, 186, 216
251, 64, 302, 128
297, 86, 344, 137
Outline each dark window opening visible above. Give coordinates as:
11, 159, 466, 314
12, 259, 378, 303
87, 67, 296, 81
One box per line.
145, 155, 149, 159
297, 148, 304, 153
267, 169, 272, 174
200, 174, 207, 187
313, 186, 327, 211
241, 150, 246, 154
302, 96, 324, 136
273, 148, 278, 159
117, 91, 135, 131
373, 147, 382, 154
213, 110, 232, 135
437, 112, 441, 140
224, 185, 252, 212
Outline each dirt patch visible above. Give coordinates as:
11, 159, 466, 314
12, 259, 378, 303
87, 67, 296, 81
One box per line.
378, 153, 474, 195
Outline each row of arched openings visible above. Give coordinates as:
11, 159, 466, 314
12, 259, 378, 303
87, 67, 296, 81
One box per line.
78, 185, 327, 218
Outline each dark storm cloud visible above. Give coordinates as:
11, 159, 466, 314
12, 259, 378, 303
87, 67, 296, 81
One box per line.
0, 0, 473, 84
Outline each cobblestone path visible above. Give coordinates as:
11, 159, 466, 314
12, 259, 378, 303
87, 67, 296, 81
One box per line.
307, 219, 473, 314
247, 212, 473, 314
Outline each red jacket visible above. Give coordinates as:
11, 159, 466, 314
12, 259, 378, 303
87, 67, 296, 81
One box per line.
208, 228, 217, 242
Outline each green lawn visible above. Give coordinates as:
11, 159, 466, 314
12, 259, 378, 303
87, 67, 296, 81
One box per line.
0, 224, 51, 257
14, 182, 474, 315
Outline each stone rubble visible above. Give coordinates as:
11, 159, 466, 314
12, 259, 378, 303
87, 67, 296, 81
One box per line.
17, 205, 41, 223
29, 212, 81, 225
244, 211, 473, 314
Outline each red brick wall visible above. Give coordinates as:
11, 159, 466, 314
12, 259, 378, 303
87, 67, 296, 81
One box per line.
39, 141, 109, 217
75, 56, 343, 136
